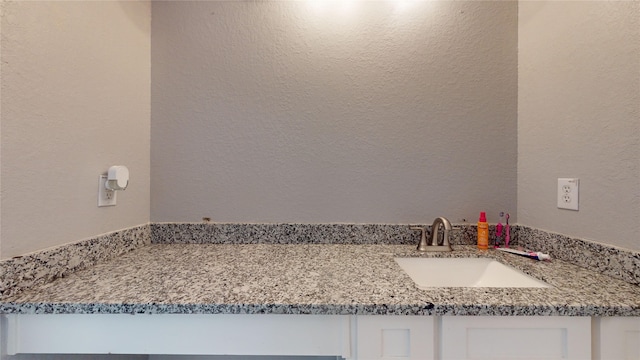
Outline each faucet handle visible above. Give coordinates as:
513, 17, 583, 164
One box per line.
410, 226, 429, 251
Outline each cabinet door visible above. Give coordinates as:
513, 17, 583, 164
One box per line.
598, 317, 640, 360
356, 315, 435, 360
441, 316, 591, 360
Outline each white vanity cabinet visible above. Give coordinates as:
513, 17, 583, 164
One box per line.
2, 314, 637, 360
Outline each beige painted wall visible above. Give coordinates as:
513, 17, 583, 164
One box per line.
151, 1, 518, 225
518, 1, 640, 250
0, 1, 3, 260
0, 1, 151, 259
3, 0, 635, 259
7, 355, 146, 360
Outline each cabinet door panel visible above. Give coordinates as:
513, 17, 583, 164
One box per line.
599, 317, 640, 360
441, 316, 591, 360
356, 315, 434, 360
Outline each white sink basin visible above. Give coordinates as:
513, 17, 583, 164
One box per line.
395, 257, 550, 288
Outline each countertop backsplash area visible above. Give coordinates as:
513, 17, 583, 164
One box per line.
516, 225, 640, 286
0, 224, 151, 298
1, 222, 639, 301
149, 222, 485, 246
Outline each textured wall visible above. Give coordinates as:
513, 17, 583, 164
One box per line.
518, 1, 640, 250
151, 1, 518, 224
8, 355, 146, 360
0, 1, 3, 261
0, 1, 151, 259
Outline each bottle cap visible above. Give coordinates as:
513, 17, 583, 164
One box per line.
479, 212, 487, 222
537, 252, 551, 261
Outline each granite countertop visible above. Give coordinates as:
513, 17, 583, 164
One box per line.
2, 244, 640, 316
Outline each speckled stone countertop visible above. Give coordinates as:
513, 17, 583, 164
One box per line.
2, 244, 640, 316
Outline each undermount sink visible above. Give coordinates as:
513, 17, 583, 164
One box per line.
395, 257, 550, 288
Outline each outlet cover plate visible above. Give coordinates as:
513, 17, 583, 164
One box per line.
98, 175, 117, 207
557, 178, 579, 211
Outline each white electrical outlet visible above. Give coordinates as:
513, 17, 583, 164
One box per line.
98, 175, 117, 207
557, 178, 579, 211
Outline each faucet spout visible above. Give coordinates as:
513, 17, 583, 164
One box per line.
428, 217, 452, 247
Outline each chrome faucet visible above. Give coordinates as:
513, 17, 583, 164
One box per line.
410, 217, 453, 252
